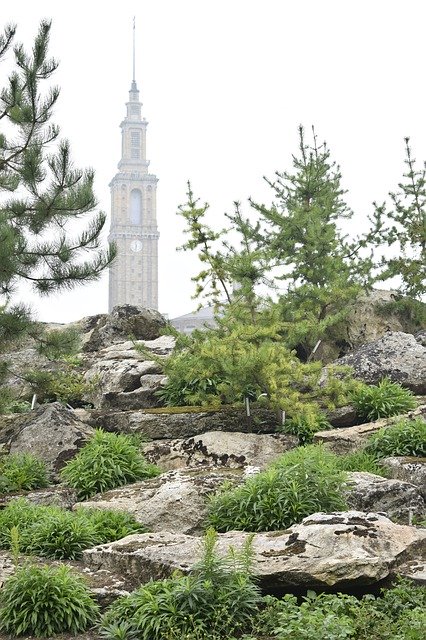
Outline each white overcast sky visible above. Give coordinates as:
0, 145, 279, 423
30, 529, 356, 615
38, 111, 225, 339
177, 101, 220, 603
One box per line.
2, 0, 425, 323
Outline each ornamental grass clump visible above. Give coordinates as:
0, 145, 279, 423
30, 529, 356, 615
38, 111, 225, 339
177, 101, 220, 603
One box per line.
208, 445, 347, 532
0, 453, 49, 493
365, 417, 426, 459
351, 378, 416, 422
61, 429, 160, 499
0, 564, 99, 637
100, 527, 260, 640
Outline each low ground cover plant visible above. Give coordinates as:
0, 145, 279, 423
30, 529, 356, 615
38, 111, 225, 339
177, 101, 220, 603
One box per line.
208, 445, 347, 532
100, 527, 260, 640
0, 498, 145, 559
61, 429, 160, 499
333, 451, 388, 476
247, 579, 426, 640
365, 417, 426, 458
0, 564, 99, 637
0, 453, 49, 493
351, 378, 416, 422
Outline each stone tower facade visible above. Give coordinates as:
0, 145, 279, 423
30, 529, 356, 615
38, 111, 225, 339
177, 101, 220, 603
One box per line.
108, 76, 159, 312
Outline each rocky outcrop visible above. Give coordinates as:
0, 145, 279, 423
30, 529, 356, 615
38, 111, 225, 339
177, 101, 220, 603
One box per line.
381, 457, 426, 499
80, 305, 167, 352
142, 430, 298, 471
314, 404, 426, 454
314, 290, 426, 362
88, 406, 282, 440
74, 468, 243, 536
345, 472, 425, 522
2, 403, 94, 478
83, 511, 426, 591
334, 331, 426, 394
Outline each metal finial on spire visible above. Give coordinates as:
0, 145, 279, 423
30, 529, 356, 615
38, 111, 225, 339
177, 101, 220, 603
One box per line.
132, 17, 136, 82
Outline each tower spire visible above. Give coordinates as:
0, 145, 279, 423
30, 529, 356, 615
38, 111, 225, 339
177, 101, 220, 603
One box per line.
132, 16, 136, 83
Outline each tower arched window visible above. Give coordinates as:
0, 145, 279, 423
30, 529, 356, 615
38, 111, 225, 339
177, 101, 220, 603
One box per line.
130, 189, 142, 225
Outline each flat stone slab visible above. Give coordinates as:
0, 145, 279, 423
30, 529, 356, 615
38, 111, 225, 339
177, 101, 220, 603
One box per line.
82, 511, 426, 591
74, 468, 243, 535
314, 405, 426, 454
143, 430, 298, 471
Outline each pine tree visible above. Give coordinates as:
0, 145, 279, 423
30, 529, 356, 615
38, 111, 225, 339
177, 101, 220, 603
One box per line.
372, 138, 426, 299
0, 21, 116, 347
250, 126, 373, 359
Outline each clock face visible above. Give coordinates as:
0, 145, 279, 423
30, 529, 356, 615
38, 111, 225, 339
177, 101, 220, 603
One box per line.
130, 240, 143, 252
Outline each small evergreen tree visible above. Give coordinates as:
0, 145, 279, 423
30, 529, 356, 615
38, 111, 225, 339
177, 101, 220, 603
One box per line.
250, 126, 373, 358
0, 21, 116, 348
372, 137, 426, 299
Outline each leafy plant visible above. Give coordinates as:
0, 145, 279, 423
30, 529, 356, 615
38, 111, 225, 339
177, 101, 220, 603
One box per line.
0, 386, 31, 415
100, 527, 260, 640
334, 451, 388, 476
273, 594, 355, 640
208, 445, 347, 532
25, 368, 95, 407
0, 453, 49, 493
61, 429, 160, 499
75, 507, 146, 544
0, 498, 144, 559
365, 417, 426, 458
0, 564, 99, 637
351, 378, 416, 421
283, 412, 332, 445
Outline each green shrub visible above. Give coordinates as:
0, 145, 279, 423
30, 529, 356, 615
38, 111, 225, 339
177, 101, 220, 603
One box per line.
365, 418, 426, 458
25, 368, 95, 407
61, 429, 160, 499
75, 507, 146, 544
273, 594, 355, 640
37, 326, 81, 361
0, 564, 99, 637
0, 498, 145, 559
101, 528, 260, 640
0, 453, 49, 493
351, 378, 416, 422
0, 387, 31, 415
208, 445, 347, 532
283, 412, 332, 445
335, 451, 388, 476
27, 509, 97, 560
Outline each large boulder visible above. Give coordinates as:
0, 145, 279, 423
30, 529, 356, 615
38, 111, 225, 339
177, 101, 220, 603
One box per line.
2, 403, 94, 478
380, 457, 426, 500
74, 468, 243, 536
83, 340, 167, 410
80, 306, 167, 352
143, 430, 298, 471
334, 331, 426, 394
314, 404, 426, 454
83, 511, 426, 591
314, 290, 426, 362
345, 472, 425, 522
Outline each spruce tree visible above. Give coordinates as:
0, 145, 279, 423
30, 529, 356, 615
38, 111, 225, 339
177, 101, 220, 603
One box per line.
372, 138, 426, 299
0, 21, 116, 348
250, 126, 373, 359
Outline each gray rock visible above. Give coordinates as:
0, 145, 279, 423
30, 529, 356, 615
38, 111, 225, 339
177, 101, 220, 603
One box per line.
101, 375, 167, 410
0, 486, 78, 509
381, 457, 426, 499
327, 405, 358, 428
335, 331, 426, 394
90, 406, 281, 440
83, 511, 426, 591
81, 306, 167, 352
345, 472, 425, 522
314, 404, 426, 454
74, 468, 242, 536
4, 403, 94, 478
143, 430, 298, 471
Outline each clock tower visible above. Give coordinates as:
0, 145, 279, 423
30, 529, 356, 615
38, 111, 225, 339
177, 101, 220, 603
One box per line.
108, 28, 159, 312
